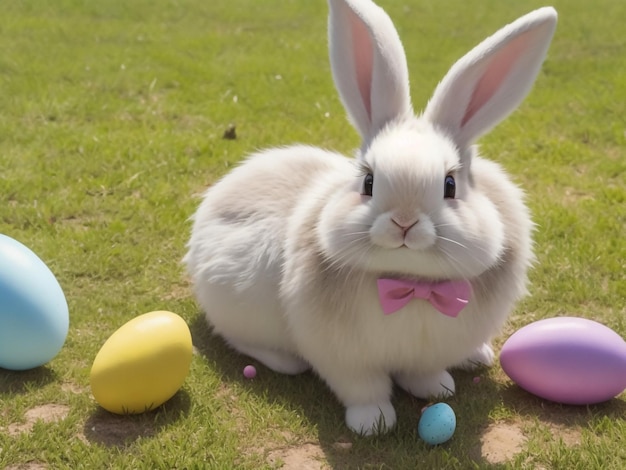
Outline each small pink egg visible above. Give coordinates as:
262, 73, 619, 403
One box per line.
243, 365, 257, 379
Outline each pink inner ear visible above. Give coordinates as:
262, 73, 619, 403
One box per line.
350, 11, 373, 121
461, 30, 534, 127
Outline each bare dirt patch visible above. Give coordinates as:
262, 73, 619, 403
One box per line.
545, 423, 582, 447
5, 463, 48, 470
267, 442, 328, 470
83, 411, 156, 447
7, 404, 70, 436
160, 281, 191, 302
61, 382, 84, 394
479, 419, 582, 465
480, 421, 527, 465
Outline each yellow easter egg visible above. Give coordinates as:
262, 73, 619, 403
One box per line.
90, 310, 192, 414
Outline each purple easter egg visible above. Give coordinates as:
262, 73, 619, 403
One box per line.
500, 317, 626, 405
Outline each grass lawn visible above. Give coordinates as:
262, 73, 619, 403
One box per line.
1, 0, 624, 468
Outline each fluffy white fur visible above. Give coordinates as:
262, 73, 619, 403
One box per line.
185, 0, 557, 435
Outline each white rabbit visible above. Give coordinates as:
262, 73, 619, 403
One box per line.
185, 0, 557, 435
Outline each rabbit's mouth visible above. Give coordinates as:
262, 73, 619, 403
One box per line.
377, 272, 467, 284
370, 216, 437, 251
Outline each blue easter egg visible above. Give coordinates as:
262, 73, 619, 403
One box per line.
418, 403, 456, 445
0, 234, 69, 370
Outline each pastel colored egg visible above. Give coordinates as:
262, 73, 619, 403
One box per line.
243, 365, 257, 379
500, 317, 626, 405
90, 311, 192, 414
418, 403, 456, 445
0, 234, 69, 370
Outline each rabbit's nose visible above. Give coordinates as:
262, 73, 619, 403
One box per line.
391, 217, 418, 235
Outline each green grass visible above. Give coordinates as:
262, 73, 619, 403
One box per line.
0, 0, 624, 468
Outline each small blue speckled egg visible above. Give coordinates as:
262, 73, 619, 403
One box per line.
418, 403, 456, 445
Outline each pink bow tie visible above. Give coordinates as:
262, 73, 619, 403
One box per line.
377, 278, 472, 317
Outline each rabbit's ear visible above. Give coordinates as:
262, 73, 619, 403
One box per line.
328, 0, 412, 145
424, 7, 557, 148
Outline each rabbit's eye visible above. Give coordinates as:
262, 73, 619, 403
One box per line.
363, 173, 374, 196
444, 175, 456, 199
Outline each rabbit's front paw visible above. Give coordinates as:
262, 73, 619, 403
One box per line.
456, 343, 495, 370
395, 370, 455, 399
345, 402, 396, 436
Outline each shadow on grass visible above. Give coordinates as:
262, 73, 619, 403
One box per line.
0, 366, 58, 395
500, 383, 626, 427
189, 311, 535, 469
82, 388, 192, 448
